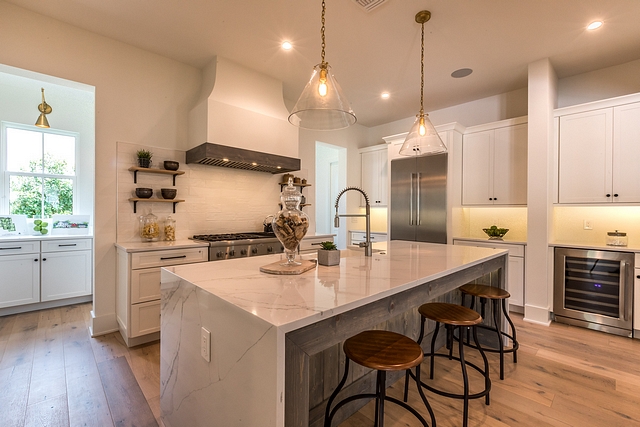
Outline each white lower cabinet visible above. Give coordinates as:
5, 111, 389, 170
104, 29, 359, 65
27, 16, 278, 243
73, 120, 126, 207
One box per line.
41, 250, 92, 301
453, 239, 525, 310
116, 245, 207, 347
0, 238, 92, 310
0, 252, 40, 308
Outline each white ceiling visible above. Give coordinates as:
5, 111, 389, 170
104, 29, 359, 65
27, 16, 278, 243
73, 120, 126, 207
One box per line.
7, 0, 640, 127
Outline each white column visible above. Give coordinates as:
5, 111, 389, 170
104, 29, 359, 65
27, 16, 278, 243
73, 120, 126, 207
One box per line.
525, 58, 557, 325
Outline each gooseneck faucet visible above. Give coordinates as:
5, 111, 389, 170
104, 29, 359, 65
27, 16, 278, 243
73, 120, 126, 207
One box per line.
334, 187, 372, 257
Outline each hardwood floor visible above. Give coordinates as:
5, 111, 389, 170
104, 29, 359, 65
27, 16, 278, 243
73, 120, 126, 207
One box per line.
1, 303, 639, 426
0, 303, 160, 427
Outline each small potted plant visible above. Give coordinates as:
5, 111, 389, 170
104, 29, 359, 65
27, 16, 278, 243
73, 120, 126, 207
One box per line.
317, 241, 340, 266
136, 149, 153, 168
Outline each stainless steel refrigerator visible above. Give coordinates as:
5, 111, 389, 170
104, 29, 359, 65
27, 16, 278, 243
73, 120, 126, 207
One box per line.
390, 154, 447, 243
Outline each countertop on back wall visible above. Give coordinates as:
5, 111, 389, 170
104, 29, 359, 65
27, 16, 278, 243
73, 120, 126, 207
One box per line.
0, 233, 93, 241
115, 239, 209, 253
550, 241, 640, 253
453, 236, 527, 245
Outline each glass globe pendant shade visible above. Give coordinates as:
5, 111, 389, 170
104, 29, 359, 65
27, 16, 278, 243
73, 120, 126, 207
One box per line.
288, 63, 356, 131
398, 113, 447, 156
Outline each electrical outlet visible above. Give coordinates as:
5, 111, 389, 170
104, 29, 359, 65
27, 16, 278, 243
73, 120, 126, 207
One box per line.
201, 327, 211, 362
583, 220, 593, 230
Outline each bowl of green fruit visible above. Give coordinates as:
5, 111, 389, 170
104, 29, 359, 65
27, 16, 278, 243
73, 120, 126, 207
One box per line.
33, 219, 49, 235
482, 225, 509, 240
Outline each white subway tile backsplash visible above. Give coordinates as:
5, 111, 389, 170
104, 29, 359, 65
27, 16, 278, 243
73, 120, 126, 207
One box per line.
116, 141, 286, 242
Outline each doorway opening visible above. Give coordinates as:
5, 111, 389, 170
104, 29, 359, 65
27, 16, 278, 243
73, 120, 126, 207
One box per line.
315, 142, 347, 249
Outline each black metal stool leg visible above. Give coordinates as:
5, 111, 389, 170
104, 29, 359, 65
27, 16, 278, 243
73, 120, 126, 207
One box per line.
324, 358, 350, 427
430, 321, 440, 380
405, 317, 427, 403
415, 364, 437, 427
472, 324, 491, 405
458, 326, 470, 427
491, 298, 505, 380
502, 299, 518, 363
377, 370, 386, 427
447, 325, 454, 360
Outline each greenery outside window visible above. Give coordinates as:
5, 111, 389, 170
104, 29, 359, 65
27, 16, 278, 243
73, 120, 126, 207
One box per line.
2, 123, 77, 218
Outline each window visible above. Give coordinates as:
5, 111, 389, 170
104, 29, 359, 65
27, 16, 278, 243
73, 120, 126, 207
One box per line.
2, 123, 77, 218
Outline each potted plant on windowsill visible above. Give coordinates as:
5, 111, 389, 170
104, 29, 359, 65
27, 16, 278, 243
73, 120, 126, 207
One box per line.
136, 149, 153, 168
317, 241, 340, 266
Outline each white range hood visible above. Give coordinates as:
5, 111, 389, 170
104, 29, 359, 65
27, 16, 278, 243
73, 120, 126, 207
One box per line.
187, 57, 300, 173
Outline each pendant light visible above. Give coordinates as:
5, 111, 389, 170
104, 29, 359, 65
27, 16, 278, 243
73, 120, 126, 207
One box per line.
399, 11, 446, 156
288, 0, 356, 131
35, 88, 52, 128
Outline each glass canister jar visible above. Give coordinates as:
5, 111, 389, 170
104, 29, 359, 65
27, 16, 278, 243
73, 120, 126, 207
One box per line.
606, 230, 628, 246
139, 212, 160, 242
272, 177, 309, 265
164, 215, 176, 241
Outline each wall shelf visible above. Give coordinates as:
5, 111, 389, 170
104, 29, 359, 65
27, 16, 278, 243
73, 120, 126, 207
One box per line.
128, 198, 185, 213
128, 167, 185, 185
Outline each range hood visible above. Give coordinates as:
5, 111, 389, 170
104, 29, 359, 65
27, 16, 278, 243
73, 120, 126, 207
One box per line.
187, 57, 300, 174
186, 142, 300, 173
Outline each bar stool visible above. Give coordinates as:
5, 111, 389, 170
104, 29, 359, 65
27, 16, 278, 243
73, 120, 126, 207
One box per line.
459, 284, 519, 380
405, 302, 491, 427
324, 330, 436, 427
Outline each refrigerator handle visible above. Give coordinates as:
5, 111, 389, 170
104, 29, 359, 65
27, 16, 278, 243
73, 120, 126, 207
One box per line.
410, 173, 415, 225
621, 261, 631, 320
417, 173, 421, 225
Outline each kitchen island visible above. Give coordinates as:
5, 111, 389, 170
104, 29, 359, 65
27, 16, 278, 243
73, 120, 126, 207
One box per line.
159, 240, 508, 427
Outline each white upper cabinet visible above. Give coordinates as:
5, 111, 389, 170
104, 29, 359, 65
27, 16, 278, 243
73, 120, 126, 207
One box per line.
462, 120, 528, 206
558, 101, 640, 203
360, 145, 388, 206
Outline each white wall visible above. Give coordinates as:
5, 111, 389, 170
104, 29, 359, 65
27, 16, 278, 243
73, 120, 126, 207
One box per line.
557, 59, 640, 108
0, 2, 201, 335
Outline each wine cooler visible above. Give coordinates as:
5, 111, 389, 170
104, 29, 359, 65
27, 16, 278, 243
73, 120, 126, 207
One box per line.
553, 247, 634, 337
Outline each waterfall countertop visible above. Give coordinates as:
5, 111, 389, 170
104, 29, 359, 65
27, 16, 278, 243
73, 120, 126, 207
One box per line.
160, 241, 509, 427
161, 240, 507, 333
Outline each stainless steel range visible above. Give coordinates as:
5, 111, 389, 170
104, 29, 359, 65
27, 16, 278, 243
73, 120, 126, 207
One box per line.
191, 232, 284, 261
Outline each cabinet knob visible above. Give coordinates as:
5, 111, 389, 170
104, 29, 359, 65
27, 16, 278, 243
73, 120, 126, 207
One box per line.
606, 194, 611, 197
34, 258, 38, 262
489, 198, 493, 201
42, 258, 47, 261
637, 275, 640, 279
614, 194, 619, 197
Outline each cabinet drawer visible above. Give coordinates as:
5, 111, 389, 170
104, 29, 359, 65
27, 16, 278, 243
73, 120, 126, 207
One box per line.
453, 239, 525, 257
130, 300, 161, 338
131, 247, 207, 269
41, 238, 92, 253
299, 237, 333, 253
0, 240, 39, 255
131, 267, 161, 304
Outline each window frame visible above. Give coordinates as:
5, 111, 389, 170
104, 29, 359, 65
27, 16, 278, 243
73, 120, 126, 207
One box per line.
1, 121, 79, 217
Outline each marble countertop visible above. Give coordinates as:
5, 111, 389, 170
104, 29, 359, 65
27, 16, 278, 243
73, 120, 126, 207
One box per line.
0, 234, 93, 241
163, 240, 507, 333
115, 239, 209, 253
453, 236, 527, 245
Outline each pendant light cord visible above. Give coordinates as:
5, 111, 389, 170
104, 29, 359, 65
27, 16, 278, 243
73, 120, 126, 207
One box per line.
320, 0, 327, 66
420, 21, 425, 116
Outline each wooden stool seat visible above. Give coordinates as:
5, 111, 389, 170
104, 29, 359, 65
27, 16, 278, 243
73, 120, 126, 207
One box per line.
418, 302, 482, 326
344, 330, 423, 371
460, 283, 510, 300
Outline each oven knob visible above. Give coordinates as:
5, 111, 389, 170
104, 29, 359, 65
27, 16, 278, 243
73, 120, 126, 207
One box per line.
267, 246, 273, 253
229, 250, 235, 256
241, 249, 247, 256
216, 251, 225, 258
252, 247, 258, 254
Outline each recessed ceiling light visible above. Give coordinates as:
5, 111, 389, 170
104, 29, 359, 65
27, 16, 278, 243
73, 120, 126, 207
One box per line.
381, 92, 390, 99
587, 21, 603, 30
451, 68, 473, 78
282, 41, 293, 50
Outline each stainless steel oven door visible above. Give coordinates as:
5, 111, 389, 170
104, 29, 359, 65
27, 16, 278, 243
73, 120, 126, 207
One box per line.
553, 247, 634, 336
